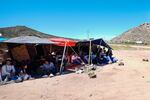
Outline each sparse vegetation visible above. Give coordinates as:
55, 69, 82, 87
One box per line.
0, 26, 56, 38
110, 44, 136, 50
110, 44, 150, 50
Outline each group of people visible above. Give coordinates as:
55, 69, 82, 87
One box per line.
71, 47, 117, 65
0, 46, 117, 84
0, 58, 57, 83
0, 59, 31, 83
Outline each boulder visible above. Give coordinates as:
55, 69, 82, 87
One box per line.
118, 62, 124, 66
142, 59, 149, 62
88, 71, 97, 78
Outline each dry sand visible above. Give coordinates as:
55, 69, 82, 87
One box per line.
1, 50, 150, 100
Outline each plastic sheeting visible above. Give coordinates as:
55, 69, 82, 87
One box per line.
3, 36, 57, 44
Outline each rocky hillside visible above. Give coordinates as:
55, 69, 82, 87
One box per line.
0, 26, 57, 38
111, 23, 150, 44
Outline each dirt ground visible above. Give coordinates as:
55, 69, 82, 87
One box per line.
1, 50, 150, 100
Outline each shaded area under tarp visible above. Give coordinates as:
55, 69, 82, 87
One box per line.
79, 38, 112, 49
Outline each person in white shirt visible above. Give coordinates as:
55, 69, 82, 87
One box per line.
1, 60, 15, 81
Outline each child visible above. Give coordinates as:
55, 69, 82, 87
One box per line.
19, 64, 31, 81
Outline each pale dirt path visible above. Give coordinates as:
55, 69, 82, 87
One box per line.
1, 50, 150, 100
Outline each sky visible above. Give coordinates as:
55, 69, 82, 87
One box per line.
0, 0, 150, 40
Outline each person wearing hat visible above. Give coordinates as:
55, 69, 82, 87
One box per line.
1, 59, 16, 81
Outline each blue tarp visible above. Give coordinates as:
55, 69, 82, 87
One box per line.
0, 37, 8, 42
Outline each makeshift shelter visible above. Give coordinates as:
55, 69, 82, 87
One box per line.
2, 36, 58, 62
78, 38, 112, 64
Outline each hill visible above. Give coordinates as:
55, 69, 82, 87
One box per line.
0, 26, 58, 38
111, 23, 150, 44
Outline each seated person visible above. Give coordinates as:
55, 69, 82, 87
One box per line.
83, 54, 89, 64
101, 49, 109, 64
19, 64, 31, 81
83, 53, 96, 64
96, 48, 108, 65
106, 49, 118, 63
1, 59, 16, 81
71, 54, 83, 65
40, 60, 56, 76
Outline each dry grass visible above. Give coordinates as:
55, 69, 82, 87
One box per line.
110, 44, 150, 50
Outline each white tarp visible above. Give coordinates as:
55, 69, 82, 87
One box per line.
3, 36, 57, 44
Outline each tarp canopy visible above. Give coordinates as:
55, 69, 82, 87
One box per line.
3, 36, 57, 44
49, 37, 78, 46
49, 37, 78, 73
79, 38, 112, 49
